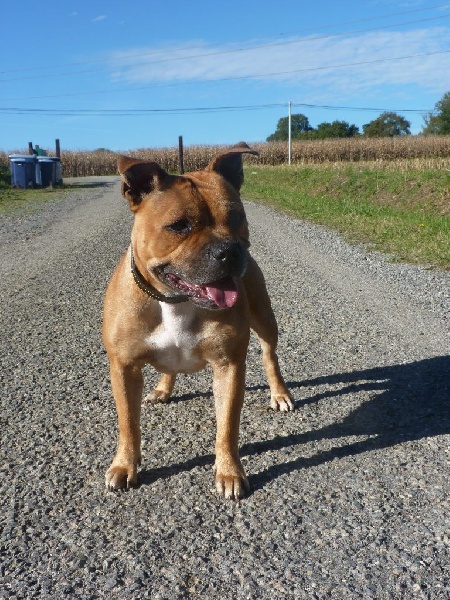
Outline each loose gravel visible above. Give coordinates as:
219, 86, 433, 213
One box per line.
1, 176, 449, 599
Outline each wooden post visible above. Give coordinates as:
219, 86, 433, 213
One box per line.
28, 142, 33, 155
55, 139, 60, 158
178, 135, 184, 174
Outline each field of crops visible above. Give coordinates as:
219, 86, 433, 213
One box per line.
1, 135, 450, 178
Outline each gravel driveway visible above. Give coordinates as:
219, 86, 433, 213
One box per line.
1, 176, 449, 599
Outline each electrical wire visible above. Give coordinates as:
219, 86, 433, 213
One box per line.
0, 3, 449, 80
2, 47, 449, 102
0, 102, 432, 117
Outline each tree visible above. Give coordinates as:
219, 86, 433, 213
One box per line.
362, 112, 411, 137
422, 91, 450, 135
266, 113, 313, 141
313, 120, 360, 139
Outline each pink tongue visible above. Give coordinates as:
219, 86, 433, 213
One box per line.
205, 278, 238, 308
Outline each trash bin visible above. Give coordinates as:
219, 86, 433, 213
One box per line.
37, 158, 55, 187
50, 157, 63, 185
37, 157, 63, 186
9, 155, 38, 188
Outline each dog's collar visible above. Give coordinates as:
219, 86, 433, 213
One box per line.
130, 246, 187, 304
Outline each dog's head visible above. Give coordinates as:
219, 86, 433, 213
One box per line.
117, 142, 258, 309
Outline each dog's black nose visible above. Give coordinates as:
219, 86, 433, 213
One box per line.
211, 241, 247, 276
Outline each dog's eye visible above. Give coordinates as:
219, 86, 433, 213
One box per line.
165, 219, 192, 235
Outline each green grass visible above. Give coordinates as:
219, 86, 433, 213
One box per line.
0, 185, 68, 216
0, 179, 108, 217
242, 165, 450, 271
0, 163, 69, 214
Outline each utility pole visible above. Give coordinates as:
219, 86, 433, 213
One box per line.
288, 101, 292, 165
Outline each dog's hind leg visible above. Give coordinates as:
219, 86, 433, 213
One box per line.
244, 255, 294, 412
145, 372, 176, 404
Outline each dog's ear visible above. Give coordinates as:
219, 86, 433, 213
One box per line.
117, 156, 172, 211
207, 142, 258, 192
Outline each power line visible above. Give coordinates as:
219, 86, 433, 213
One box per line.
0, 104, 283, 116
0, 13, 449, 84
0, 102, 432, 117
293, 103, 430, 114
2, 2, 448, 74
2, 47, 449, 102
0, 3, 449, 83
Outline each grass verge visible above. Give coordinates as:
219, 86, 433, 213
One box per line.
0, 185, 69, 216
0, 180, 109, 217
1, 161, 69, 214
242, 164, 450, 271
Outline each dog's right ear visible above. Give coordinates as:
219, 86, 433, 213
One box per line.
207, 142, 258, 192
117, 156, 171, 211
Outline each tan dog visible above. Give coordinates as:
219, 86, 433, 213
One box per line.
103, 142, 294, 500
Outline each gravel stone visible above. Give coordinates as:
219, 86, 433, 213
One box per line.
0, 176, 449, 599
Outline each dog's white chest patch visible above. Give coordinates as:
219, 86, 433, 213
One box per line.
146, 302, 205, 373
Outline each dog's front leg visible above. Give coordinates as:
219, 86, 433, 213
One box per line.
105, 359, 143, 491
213, 362, 249, 500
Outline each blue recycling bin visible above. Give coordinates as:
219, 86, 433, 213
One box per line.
9, 154, 38, 188
36, 157, 63, 186
52, 157, 63, 185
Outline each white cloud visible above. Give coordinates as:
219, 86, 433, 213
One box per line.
92, 15, 107, 23
107, 27, 450, 98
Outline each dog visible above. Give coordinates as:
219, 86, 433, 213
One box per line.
103, 142, 294, 500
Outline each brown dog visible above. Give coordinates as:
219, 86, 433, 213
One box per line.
103, 142, 294, 500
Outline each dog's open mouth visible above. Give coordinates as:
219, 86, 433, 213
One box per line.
163, 272, 238, 308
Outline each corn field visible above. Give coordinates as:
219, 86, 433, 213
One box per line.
1, 136, 450, 178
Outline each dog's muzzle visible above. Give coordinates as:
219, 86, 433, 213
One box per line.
208, 240, 247, 279
158, 240, 248, 310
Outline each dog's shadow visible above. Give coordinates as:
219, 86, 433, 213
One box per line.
139, 355, 450, 493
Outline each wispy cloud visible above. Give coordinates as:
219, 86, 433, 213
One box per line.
107, 27, 450, 98
92, 15, 107, 23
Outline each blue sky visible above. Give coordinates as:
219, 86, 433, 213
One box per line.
1, 0, 450, 152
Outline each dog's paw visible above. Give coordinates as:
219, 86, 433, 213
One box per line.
270, 393, 295, 412
214, 463, 250, 501
144, 390, 170, 404
145, 374, 175, 404
215, 473, 250, 501
105, 464, 138, 491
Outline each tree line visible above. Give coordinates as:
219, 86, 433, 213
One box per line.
267, 92, 450, 141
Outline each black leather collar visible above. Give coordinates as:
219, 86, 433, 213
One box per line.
130, 246, 187, 304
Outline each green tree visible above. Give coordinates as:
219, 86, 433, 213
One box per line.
313, 120, 360, 139
363, 112, 411, 137
267, 113, 313, 141
422, 91, 450, 135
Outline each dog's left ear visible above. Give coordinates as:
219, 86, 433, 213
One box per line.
207, 142, 258, 192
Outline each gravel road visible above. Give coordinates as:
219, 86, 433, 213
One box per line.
1, 176, 449, 599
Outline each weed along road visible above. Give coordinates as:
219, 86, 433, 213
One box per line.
1, 176, 449, 599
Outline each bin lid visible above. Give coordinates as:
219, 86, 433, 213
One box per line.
37, 156, 61, 162
9, 154, 37, 161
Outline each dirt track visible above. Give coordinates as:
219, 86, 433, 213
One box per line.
1, 176, 449, 599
